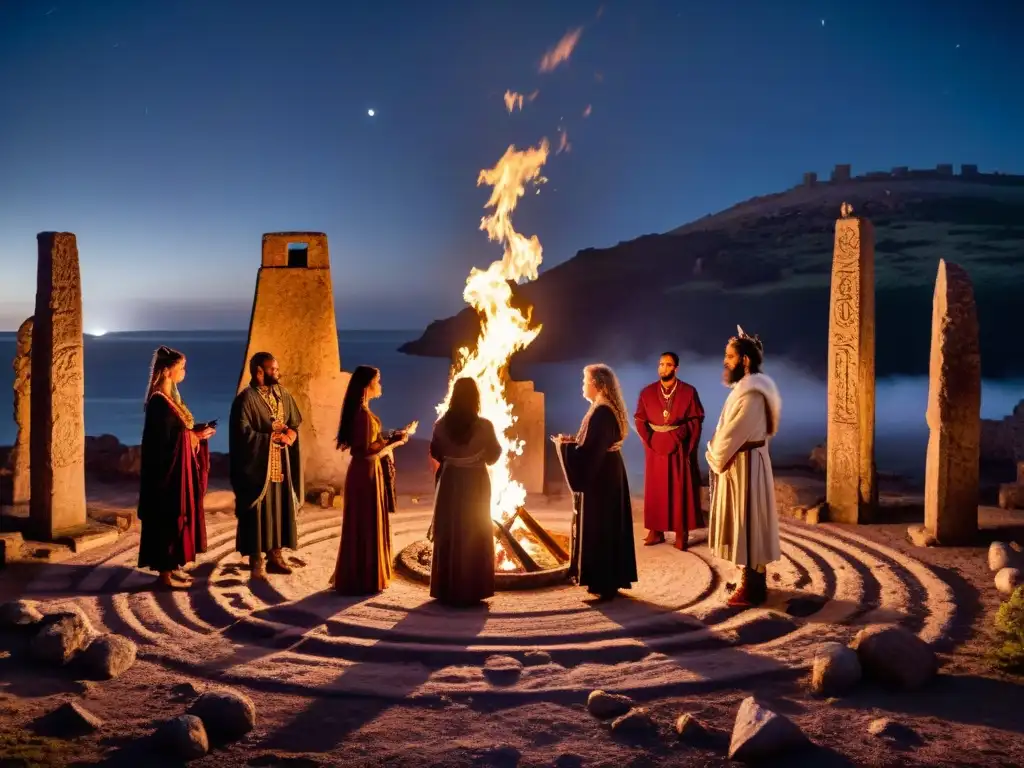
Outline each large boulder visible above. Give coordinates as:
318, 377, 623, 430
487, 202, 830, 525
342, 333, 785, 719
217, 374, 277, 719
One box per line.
187, 688, 256, 741
30, 612, 91, 665
989, 542, 1022, 572
728, 697, 809, 761
995, 567, 1023, 596
810, 642, 861, 696
80, 634, 137, 679
0, 599, 44, 629
850, 625, 937, 689
586, 690, 634, 719
157, 714, 209, 760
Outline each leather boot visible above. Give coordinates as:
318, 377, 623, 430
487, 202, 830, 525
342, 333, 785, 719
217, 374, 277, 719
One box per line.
727, 567, 753, 607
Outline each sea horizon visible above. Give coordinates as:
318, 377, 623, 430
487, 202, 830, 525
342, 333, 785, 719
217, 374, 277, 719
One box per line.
1, 329, 1022, 487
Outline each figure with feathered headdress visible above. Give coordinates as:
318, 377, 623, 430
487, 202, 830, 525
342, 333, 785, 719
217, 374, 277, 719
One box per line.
704, 326, 782, 607
137, 345, 215, 589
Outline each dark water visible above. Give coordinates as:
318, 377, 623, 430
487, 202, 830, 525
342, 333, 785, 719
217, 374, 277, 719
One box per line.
0, 330, 1020, 485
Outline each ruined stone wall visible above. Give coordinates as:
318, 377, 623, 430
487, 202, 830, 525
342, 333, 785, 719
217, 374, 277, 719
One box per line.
238, 233, 350, 492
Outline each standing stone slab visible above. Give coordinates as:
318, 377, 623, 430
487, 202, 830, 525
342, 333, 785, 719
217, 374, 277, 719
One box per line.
11, 317, 33, 510
826, 207, 878, 524
924, 260, 981, 544
506, 379, 545, 494
30, 233, 87, 539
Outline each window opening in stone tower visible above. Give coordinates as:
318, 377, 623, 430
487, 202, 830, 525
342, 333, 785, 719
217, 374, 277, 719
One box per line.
287, 243, 309, 268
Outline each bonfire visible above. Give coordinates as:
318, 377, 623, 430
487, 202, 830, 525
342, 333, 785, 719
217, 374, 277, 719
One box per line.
433, 139, 569, 576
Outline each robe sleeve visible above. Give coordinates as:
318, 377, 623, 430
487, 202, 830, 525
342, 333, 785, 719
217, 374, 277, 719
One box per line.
680, 388, 705, 456
479, 419, 503, 466
705, 392, 762, 475
286, 392, 303, 431
229, 392, 271, 508
350, 408, 389, 460
633, 390, 652, 449
559, 406, 617, 492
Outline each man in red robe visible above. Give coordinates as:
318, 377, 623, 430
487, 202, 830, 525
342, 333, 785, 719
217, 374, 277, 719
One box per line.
634, 352, 705, 549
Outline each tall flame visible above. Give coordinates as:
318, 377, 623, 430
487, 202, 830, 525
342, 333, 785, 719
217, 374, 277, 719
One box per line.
435, 139, 550, 522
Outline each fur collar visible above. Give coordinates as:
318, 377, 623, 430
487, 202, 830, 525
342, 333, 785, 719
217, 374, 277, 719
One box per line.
727, 372, 782, 437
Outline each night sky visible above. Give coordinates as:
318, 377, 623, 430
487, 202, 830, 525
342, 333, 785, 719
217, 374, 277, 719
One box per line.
1, 0, 1021, 333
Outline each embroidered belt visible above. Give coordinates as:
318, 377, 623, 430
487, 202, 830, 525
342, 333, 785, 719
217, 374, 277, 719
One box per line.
269, 442, 283, 483
650, 424, 679, 432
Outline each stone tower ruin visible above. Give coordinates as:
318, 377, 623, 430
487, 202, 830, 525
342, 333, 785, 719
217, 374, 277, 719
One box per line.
237, 233, 350, 492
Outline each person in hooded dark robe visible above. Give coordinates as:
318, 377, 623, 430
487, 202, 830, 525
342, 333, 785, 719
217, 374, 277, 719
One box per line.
229, 352, 303, 581
137, 346, 214, 589
554, 363, 638, 601
428, 377, 502, 607
332, 365, 414, 595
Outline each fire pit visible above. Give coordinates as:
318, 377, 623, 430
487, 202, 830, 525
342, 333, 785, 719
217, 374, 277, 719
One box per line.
397, 506, 571, 590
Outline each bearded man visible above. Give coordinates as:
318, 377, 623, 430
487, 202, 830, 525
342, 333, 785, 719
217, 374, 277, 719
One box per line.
705, 328, 781, 607
633, 352, 705, 549
229, 352, 303, 581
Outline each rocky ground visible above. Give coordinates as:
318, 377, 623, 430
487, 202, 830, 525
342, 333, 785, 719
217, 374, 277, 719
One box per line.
1, 445, 1023, 767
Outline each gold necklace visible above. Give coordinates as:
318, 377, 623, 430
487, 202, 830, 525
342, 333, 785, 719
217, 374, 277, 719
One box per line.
659, 379, 678, 420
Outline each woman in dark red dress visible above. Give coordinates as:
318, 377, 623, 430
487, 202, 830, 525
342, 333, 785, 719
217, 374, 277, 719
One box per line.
332, 366, 413, 595
137, 346, 215, 589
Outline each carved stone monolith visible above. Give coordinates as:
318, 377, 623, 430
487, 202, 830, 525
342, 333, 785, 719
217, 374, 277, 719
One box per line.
506, 379, 545, 494
923, 259, 981, 544
30, 233, 87, 539
11, 317, 33, 511
825, 206, 877, 524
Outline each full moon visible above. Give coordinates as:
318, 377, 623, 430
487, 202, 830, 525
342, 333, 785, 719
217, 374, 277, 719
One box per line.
367, 108, 375, 117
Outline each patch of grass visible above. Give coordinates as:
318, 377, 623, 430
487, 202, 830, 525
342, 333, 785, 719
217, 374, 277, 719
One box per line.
0, 730, 81, 767
990, 586, 1024, 674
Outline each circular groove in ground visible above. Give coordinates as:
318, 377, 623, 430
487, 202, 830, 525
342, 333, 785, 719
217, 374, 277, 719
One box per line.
23, 510, 958, 696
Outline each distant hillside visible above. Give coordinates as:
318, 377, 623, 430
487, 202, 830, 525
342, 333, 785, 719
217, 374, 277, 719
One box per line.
399, 168, 1024, 379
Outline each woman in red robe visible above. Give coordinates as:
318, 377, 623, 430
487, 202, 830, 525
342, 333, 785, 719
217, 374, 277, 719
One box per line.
137, 346, 214, 589
332, 366, 413, 595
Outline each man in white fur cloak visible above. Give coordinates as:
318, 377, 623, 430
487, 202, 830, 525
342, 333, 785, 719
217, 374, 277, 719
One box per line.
705, 327, 782, 607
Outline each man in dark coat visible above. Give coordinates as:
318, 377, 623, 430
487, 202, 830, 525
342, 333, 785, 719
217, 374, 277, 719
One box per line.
229, 352, 303, 580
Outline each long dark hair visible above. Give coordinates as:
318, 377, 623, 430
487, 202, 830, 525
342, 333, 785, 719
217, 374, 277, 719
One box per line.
440, 377, 481, 445
337, 365, 380, 450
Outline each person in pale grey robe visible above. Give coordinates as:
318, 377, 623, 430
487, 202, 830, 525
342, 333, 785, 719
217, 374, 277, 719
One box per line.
428, 377, 502, 607
705, 327, 782, 607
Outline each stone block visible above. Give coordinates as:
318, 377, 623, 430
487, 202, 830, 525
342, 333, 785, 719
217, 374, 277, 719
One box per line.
998, 483, 1024, 511
825, 212, 877, 524
30, 232, 87, 540
923, 260, 981, 544
506, 379, 545, 494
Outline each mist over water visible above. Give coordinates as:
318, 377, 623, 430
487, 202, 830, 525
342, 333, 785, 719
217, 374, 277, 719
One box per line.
0, 332, 1019, 488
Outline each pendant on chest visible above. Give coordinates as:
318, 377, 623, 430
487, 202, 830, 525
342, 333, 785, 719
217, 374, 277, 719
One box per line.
662, 409, 670, 420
